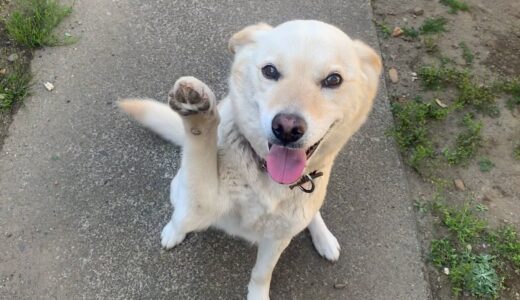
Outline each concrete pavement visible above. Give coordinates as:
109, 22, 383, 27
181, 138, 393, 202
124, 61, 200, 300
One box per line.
0, 1, 431, 299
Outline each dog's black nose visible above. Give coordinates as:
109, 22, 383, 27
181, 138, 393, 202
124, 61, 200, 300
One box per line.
271, 113, 307, 144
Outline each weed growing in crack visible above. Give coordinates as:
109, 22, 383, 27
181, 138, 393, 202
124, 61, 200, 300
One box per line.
0, 64, 32, 110
440, 0, 470, 14
375, 21, 392, 39
6, 0, 73, 48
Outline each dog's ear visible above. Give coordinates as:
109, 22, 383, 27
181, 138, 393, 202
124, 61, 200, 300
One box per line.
352, 40, 382, 88
229, 23, 272, 54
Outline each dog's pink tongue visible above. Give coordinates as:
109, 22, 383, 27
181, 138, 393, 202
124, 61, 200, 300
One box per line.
266, 145, 307, 184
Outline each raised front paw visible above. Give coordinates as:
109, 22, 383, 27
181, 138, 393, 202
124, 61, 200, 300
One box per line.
168, 76, 216, 116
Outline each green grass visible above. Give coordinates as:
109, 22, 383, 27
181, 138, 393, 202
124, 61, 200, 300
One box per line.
506, 97, 520, 110
459, 42, 474, 65
433, 202, 486, 244
413, 200, 429, 214
376, 22, 392, 39
418, 65, 497, 115
443, 114, 482, 166
420, 18, 448, 35
478, 157, 494, 172
6, 0, 73, 48
487, 226, 520, 269
432, 242, 502, 297
423, 36, 439, 53
493, 77, 520, 111
389, 97, 448, 170
493, 77, 520, 97
456, 75, 497, 116
431, 239, 459, 268
475, 203, 488, 212
400, 18, 447, 41
0, 64, 32, 110
402, 26, 419, 39
1, 1, 73, 110
429, 202, 520, 298
514, 144, 520, 161
391, 64, 519, 171
418, 65, 464, 89
440, 0, 470, 14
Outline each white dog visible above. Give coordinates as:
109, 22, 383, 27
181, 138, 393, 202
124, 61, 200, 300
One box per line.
119, 20, 381, 300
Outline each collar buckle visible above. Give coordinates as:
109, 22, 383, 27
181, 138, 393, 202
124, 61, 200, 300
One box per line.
289, 171, 324, 193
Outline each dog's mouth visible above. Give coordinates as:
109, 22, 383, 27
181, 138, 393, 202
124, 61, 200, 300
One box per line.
266, 139, 322, 185
267, 140, 322, 158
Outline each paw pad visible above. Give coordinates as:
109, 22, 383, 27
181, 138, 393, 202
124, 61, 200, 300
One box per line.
168, 77, 215, 116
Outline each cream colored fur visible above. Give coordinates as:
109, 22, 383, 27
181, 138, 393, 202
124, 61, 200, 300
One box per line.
119, 20, 381, 300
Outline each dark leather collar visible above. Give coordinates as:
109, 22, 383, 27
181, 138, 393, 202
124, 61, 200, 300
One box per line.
257, 157, 323, 193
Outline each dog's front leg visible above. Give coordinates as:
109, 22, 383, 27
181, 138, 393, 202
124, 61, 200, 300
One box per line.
247, 238, 291, 300
308, 211, 340, 261
161, 76, 220, 249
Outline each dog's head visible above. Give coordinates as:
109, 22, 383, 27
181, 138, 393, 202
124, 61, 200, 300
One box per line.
228, 20, 382, 185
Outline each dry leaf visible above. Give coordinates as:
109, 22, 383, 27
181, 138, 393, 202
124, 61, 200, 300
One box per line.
435, 98, 448, 108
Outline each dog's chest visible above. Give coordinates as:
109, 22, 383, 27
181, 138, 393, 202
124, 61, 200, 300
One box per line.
215, 144, 321, 241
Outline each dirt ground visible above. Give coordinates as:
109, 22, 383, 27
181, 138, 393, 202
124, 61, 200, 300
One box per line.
372, 0, 520, 298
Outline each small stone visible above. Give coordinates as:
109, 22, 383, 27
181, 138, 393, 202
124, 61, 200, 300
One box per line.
333, 283, 347, 289
388, 68, 399, 83
392, 26, 403, 37
7, 53, 19, 62
44, 82, 55, 91
413, 7, 424, 16
454, 179, 465, 191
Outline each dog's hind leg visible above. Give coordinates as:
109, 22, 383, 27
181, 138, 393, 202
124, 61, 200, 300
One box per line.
308, 211, 341, 261
160, 76, 221, 249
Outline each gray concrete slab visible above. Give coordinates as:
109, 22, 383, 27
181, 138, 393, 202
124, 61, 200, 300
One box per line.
0, 0, 431, 299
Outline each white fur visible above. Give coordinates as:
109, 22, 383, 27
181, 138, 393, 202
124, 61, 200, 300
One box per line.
119, 20, 381, 300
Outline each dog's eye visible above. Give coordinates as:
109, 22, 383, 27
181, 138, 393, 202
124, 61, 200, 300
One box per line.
322, 73, 343, 88
261, 64, 280, 81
